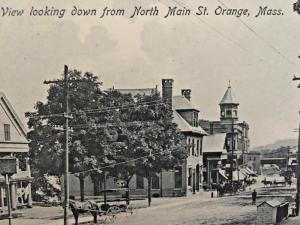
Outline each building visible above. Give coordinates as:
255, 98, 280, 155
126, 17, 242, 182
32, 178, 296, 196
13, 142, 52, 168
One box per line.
164, 80, 207, 195
113, 79, 207, 196
202, 133, 228, 189
199, 84, 250, 180
246, 151, 262, 175
0, 93, 32, 209
68, 79, 207, 198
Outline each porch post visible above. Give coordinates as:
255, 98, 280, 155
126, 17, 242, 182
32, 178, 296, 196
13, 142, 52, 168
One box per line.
27, 182, 32, 207
0, 186, 4, 207
10, 182, 17, 210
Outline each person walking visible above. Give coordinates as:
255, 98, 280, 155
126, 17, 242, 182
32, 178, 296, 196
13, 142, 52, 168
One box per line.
252, 189, 257, 205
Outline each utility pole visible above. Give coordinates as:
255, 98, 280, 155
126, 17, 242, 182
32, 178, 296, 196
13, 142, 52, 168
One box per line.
230, 118, 235, 194
148, 149, 152, 207
286, 146, 291, 171
292, 74, 300, 216
44, 65, 101, 224
44, 65, 72, 225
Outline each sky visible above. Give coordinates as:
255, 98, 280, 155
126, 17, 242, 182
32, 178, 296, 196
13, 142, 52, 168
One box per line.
0, 0, 300, 148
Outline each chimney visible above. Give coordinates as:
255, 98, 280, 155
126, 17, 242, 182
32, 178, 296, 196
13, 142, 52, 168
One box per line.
162, 79, 173, 108
181, 89, 191, 101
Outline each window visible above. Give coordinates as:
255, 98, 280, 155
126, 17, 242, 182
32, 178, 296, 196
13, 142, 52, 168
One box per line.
174, 167, 182, 188
200, 138, 203, 155
192, 139, 195, 156
188, 138, 191, 155
4, 124, 10, 141
234, 110, 237, 117
188, 168, 192, 186
152, 174, 160, 189
136, 175, 144, 189
221, 110, 225, 117
226, 110, 232, 117
196, 140, 199, 156
193, 111, 198, 127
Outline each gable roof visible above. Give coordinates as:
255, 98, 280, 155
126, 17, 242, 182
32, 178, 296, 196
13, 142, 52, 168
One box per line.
258, 200, 281, 208
203, 133, 227, 153
0, 92, 27, 137
173, 95, 199, 111
173, 111, 207, 135
219, 86, 239, 105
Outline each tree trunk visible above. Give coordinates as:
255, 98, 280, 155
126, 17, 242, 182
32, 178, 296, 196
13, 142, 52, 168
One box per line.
104, 173, 107, 204
126, 180, 130, 205
79, 175, 85, 202
148, 172, 152, 207
160, 171, 163, 197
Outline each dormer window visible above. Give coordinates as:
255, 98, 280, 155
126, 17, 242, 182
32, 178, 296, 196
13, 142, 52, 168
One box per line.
4, 124, 11, 141
193, 111, 198, 127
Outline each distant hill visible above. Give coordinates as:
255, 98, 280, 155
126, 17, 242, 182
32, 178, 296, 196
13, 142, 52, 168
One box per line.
250, 140, 298, 158
251, 139, 298, 152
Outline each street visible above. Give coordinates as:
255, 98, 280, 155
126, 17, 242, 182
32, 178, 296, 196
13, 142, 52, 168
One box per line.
0, 192, 258, 225
0, 177, 299, 225
0, 176, 297, 225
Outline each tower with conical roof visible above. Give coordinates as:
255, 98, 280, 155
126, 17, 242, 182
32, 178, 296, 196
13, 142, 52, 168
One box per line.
219, 82, 239, 123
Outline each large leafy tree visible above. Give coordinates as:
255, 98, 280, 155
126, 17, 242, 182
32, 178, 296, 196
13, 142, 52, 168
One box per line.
27, 68, 188, 203
26, 69, 106, 201
103, 92, 188, 204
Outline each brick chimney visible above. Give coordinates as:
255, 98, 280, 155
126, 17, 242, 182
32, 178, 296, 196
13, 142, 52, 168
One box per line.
162, 79, 173, 108
181, 89, 191, 101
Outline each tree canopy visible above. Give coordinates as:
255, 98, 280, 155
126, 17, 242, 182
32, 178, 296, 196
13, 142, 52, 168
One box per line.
26, 68, 188, 200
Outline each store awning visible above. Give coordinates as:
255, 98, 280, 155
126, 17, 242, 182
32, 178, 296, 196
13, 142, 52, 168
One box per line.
219, 170, 228, 180
244, 167, 257, 177
232, 170, 245, 181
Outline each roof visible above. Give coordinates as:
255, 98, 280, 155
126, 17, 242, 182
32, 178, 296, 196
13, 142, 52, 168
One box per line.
173, 95, 199, 111
173, 111, 207, 135
203, 133, 227, 153
219, 86, 239, 105
258, 200, 281, 208
113, 88, 158, 97
0, 92, 27, 136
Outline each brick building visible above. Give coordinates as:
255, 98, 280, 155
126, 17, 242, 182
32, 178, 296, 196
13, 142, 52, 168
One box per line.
69, 79, 207, 198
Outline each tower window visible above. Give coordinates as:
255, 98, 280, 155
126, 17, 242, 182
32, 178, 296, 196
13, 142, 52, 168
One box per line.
4, 124, 11, 141
226, 110, 232, 117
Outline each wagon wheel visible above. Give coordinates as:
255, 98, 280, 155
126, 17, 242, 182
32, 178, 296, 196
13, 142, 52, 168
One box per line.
105, 206, 121, 223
